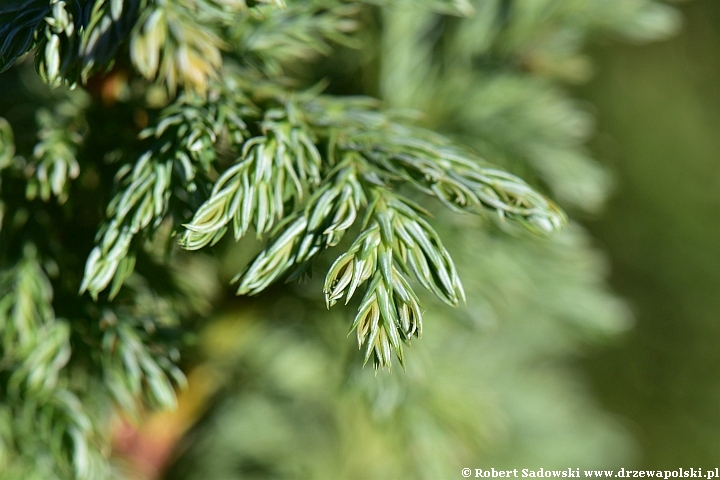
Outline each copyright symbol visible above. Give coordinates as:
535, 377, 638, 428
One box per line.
462, 468, 472, 477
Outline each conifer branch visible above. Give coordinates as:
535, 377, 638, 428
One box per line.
0, 247, 108, 480
302, 96, 568, 234
101, 303, 186, 416
0, 0, 140, 86
25, 98, 87, 204
0, 0, 52, 73
179, 103, 323, 249
0, 0, 682, 476
1, 247, 189, 478
229, 0, 361, 76
130, 0, 226, 95
233, 160, 364, 294
324, 189, 463, 369
77, 71, 565, 368
81, 83, 253, 299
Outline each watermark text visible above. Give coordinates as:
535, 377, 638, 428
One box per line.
461, 468, 720, 479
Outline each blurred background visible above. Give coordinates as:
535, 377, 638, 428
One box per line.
581, 0, 720, 468
3, 0, 719, 477
104, 0, 720, 477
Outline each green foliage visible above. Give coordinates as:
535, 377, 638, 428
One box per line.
379, 0, 680, 212
227, 0, 361, 76
163, 0, 679, 477
0, 246, 108, 480
164, 225, 635, 479
0, 0, 141, 86
0, 0, 680, 478
76, 69, 565, 369
0, 0, 51, 73
0, 81, 201, 476
26, 96, 88, 203
130, 0, 229, 94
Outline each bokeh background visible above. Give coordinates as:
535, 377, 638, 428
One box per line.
581, 0, 720, 468
0, 0, 708, 480
3, 0, 720, 478
103, 0, 720, 477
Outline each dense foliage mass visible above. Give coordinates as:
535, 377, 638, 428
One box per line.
0, 0, 678, 478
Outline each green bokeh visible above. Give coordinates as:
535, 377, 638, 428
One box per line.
582, 0, 720, 467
